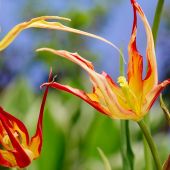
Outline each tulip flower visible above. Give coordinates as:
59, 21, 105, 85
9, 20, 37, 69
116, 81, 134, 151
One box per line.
39, 0, 170, 121
0, 71, 52, 168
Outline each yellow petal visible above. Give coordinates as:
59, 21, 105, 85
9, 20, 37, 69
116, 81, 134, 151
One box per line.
29, 135, 41, 159
0, 16, 70, 51
0, 16, 123, 60
132, 2, 158, 94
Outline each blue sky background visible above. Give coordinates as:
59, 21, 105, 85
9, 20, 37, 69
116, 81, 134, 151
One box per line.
0, 0, 170, 88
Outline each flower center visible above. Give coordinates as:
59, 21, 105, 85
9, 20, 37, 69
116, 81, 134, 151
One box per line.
117, 76, 140, 114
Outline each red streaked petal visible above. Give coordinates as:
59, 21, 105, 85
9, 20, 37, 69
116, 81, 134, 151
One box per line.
42, 81, 137, 120
37, 49, 121, 103
131, 1, 158, 95
39, 48, 137, 119
0, 150, 17, 168
37, 49, 105, 93
0, 122, 8, 149
36, 52, 106, 112
37, 48, 98, 91
128, 0, 143, 98
102, 71, 118, 87
143, 79, 170, 113
42, 82, 110, 116
30, 69, 52, 158
0, 109, 31, 168
37, 48, 94, 70
102, 71, 123, 96
0, 107, 29, 145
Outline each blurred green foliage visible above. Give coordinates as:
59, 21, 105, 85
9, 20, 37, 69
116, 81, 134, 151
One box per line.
1, 72, 169, 170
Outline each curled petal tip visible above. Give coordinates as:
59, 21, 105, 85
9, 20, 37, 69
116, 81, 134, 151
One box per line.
40, 72, 53, 90
40, 82, 50, 89
36, 47, 62, 56
36, 48, 43, 52
40, 85, 43, 90
36, 47, 53, 53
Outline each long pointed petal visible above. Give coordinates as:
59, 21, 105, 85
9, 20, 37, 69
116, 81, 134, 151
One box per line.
29, 69, 52, 158
37, 48, 94, 71
0, 16, 69, 51
0, 16, 122, 60
128, 1, 143, 98
130, 1, 158, 95
41, 81, 111, 116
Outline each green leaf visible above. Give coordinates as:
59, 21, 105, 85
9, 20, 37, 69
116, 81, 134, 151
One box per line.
152, 0, 165, 44
83, 115, 120, 158
97, 147, 112, 170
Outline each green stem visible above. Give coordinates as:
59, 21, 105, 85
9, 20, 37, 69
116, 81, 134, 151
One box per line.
119, 52, 134, 170
120, 121, 127, 170
120, 121, 134, 170
138, 120, 161, 170
152, 0, 165, 44
125, 121, 134, 170
120, 121, 129, 170
142, 1, 165, 169
143, 116, 152, 170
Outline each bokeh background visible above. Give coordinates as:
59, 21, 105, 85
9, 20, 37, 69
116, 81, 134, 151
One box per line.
0, 0, 170, 169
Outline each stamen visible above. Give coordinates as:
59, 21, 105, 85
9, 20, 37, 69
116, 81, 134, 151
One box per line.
117, 76, 140, 114
117, 76, 128, 87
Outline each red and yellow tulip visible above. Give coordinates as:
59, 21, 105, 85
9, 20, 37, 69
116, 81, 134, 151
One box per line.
40, 0, 170, 121
0, 71, 51, 168
0, 12, 118, 168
